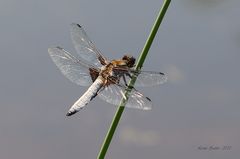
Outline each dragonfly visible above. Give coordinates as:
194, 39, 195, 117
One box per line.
48, 23, 167, 116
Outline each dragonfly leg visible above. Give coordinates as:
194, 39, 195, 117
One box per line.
121, 74, 136, 91
122, 75, 128, 86
122, 72, 132, 86
124, 73, 136, 89
126, 72, 132, 79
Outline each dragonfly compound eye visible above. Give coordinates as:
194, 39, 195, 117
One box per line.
122, 55, 136, 67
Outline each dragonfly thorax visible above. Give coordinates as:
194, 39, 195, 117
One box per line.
99, 63, 114, 80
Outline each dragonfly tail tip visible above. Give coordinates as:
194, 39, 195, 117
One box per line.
66, 110, 77, 116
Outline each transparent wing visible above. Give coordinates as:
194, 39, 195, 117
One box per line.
70, 23, 108, 67
48, 46, 99, 86
130, 70, 167, 87
113, 67, 167, 87
98, 84, 152, 110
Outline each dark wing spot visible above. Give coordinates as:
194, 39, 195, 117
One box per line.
76, 24, 82, 28
89, 68, 99, 82
146, 97, 151, 101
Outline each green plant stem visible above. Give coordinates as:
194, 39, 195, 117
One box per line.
97, 0, 171, 158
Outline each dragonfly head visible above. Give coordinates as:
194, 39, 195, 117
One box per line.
122, 55, 135, 68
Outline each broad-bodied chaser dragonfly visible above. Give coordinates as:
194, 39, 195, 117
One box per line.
48, 23, 167, 116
